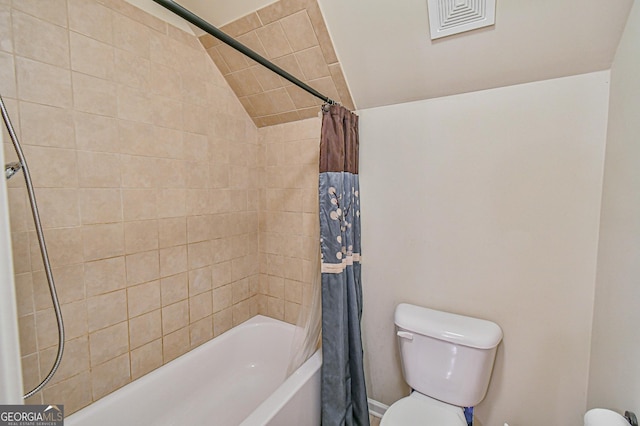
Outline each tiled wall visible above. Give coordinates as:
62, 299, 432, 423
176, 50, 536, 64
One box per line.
256, 117, 321, 323
200, 0, 355, 127
1, 0, 261, 413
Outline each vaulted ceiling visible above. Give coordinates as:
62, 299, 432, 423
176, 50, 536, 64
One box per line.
170, 0, 633, 115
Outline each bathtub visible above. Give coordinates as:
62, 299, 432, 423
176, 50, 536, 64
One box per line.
65, 315, 321, 426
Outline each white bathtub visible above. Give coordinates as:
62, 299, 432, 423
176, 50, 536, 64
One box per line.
66, 315, 321, 426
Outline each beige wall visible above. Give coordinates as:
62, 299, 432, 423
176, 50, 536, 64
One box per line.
256, 117, 321, 323
358, 72, 610, 426
587, 0, 640, 412
1, 0, 261, 413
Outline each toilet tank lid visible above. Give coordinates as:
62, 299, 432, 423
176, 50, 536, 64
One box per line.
394, 303, 503, 349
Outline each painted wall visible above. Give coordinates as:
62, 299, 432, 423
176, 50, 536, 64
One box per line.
358, 72, 610, 426
587, 0, 640, 413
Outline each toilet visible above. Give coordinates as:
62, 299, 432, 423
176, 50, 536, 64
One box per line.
381, 303, 503, 426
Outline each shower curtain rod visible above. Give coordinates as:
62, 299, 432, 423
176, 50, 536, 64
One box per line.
152, 0, 336, 105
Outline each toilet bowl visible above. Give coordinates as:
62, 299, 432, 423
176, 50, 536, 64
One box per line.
381, 392, 467, 426
380, 303, 503, 425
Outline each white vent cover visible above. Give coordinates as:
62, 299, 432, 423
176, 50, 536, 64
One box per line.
427, 0, 496, 40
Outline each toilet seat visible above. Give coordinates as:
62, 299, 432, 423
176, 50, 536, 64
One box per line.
380, 392, 468, 426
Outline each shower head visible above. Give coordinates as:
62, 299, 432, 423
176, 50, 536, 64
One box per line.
5, 162, 22, 180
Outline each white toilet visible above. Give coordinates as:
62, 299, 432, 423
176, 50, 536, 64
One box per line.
381, 303, 503, 426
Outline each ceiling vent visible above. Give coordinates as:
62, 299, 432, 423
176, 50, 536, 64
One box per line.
427, 0, 496, 40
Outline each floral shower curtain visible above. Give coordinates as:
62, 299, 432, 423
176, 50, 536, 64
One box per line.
319, 104, 369, 426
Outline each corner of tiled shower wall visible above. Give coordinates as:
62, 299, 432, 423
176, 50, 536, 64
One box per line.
0, 0, 278, 413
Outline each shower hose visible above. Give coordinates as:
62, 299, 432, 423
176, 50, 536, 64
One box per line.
0, 93, 65, 398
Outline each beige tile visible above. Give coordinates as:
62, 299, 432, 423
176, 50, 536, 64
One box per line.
33, 263, 84, 307
117, 120, 154, 156
272, 54, 305, 84
128, 308, 161, 349
225, 69, 263, 97
212, 284, 232, 313
186, 215, 211, 243
186, 161, 209, 188
159, 245, 187, 278
33, 188, 79, 228
286, 84, 320, 109
113, 12, 150, 58
18, 313, 37, 355
82, 223, 124, 261
189, 266, 212, 296
87, 289, 127, 332
186, 189, 211, 216
89, 321, 129, 366
205, 47, 231, 75
117, 86, 153, 124
211, 261, 232, 289
156, 159, 187, 188
151, 94, 183, 131
149, 62, 181, 99
114, 48, 150, 90
91, 353, 130, 400
16, 57, 71, 108
295, 46, 330, 80
232, 278, 250, 304
74, 112, 118, 153
39, 336, 89, 390
158, 217, 186, 248
281, 10, 318, 51
12, 0, 67, 27
84, 256, 126, 297
68, 0, 113, 44
216, 43, 250, 73
120, 155, 159, 188
122, 189, 157, 221
153, 126, 184, 159
105, 0, 166, 34
124, 220, 158, 254
64, 141, 115, 183
156, 189, 186, 219
256, 0, 311, 26
127, 280, 161, 317
12, 10, 69, 68
237, 31, 270, 62
284, 301, 300, 324
70, 31, 114, 79
256, 21, 293, 59
213, 307, 232, 336
306, 1, 338, 64
189, 291, 212, 322
19, 101, 75, 149
232, 299, 251, 326
182, 133, 208, 162
267, 296, 285, 320
131, 339, 162, 379
188, 241, 212, 269
0, 6, 11, 54
162, 299, 188, 335
220, 12, 262, 37
14, 273, 34, 317
79, 188, 122, 224
268, 88, 297, 114
72, 72, 117, 116
160, 272, 188, 306
42, 371, 92, 416
189, 316, 212, 348
21, 145, 77, 188
247, 92, 276, 117
182, 103, 208, 135
125, 251, 159, 286
162, 326, 189, 362
0, 52, 16, 98
31, 228, 83, 271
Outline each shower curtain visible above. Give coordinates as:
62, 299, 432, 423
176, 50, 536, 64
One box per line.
319, 104, 369, 426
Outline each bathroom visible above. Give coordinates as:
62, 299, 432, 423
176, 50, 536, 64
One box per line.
0, 0, 639, 425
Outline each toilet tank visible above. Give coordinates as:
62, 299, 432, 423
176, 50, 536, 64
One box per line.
394, 303, 503, 407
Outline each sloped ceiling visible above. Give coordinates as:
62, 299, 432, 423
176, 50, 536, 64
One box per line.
175, 0, 633, 111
